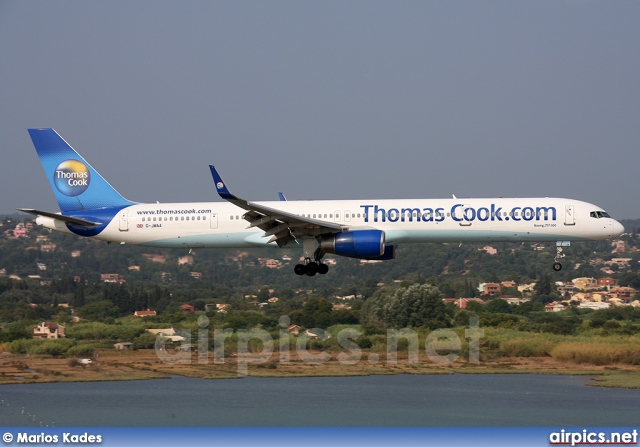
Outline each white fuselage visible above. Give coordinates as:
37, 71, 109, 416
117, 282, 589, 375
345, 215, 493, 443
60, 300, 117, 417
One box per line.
36, 197, 623, 249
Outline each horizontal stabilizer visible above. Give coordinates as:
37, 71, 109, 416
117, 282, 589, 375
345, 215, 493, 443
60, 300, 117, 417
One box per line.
17, 208, 100, 227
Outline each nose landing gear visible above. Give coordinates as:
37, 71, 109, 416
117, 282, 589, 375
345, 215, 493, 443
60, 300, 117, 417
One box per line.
553, 241, 570, 271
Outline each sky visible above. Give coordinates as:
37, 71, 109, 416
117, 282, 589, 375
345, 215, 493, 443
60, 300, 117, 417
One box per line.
1, 1, 639, 218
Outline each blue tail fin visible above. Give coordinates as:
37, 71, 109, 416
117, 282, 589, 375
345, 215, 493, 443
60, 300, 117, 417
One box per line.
28, 128, 135, 213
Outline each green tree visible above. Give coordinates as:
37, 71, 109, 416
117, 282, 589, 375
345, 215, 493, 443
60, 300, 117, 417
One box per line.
361, 283, 449, 329
484, 298, 512, 314
292, 298, 333, 328
77, 300, 119, 321
534, 274, 552, 296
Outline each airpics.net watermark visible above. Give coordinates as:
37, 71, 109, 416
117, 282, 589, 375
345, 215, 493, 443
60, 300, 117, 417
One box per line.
153, 316, 484, 376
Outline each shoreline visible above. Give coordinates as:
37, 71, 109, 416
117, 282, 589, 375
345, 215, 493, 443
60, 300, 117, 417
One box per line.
2, 350, 639, 389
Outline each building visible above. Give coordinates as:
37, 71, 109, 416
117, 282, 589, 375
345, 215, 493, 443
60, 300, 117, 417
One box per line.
608, 287, 637, 303
608, 258, 632, 269
481, 283, 501, 296
144, 254, 168, 263
258, 258, 281, 269
13, 225, 28, 238
598, 277, 616, 287
114, 342, 134, 350
612, 240, 626, 254
145, 328, 185, 342
134, 310, 157, 318
179, 304, 196, 313
517, 282, 536, 294
579, 302, 610, 310
545, 302, 566, 312
33, 322, 66, 339
442, 298, 485, 309
572, 277, 598, 291
332, 303, 352, 310
479, 246, 497, 255
40, 243, 57, 252
557, 282, 576, 295
101, 273, 125, 284
178, 255, 194, 265
502, 297, 530, 305
215, 303, 231, 314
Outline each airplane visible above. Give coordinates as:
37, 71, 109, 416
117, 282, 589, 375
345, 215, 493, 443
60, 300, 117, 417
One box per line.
20, 128, 625, 276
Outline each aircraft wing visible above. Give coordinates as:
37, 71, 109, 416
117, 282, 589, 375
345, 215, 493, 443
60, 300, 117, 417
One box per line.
17, 208, 101, 227
209, 166, 344, 247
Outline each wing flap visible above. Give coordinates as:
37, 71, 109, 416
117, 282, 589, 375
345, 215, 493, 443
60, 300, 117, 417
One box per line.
209, 166, 344, 245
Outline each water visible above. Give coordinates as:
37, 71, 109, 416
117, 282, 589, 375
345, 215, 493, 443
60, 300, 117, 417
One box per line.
0, 374, 638, 426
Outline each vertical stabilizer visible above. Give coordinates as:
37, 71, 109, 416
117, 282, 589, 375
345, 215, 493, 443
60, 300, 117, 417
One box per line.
28, 128, 135, 212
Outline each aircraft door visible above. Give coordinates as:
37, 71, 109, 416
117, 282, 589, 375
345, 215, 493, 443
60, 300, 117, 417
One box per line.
210, 212, 218, 229
119, 209, 129, 231
564, 205, 575, 226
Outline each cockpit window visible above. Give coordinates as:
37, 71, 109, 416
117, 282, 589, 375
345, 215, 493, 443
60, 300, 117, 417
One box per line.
590, 211, 611, 219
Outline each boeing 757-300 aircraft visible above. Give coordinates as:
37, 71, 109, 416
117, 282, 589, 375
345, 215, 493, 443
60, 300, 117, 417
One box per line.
20, 128, 624, 276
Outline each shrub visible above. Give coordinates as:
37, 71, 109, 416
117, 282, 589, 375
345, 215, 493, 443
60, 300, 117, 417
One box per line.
68, 358, 80, 367
66, 344, 95, 357
499, 338, 556, 357
9, 338, 41, 354
551, 341, 640, 365
28, 339, 76, 356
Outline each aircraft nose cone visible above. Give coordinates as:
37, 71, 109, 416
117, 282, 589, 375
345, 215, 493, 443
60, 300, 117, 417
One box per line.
613, 220, 625, 237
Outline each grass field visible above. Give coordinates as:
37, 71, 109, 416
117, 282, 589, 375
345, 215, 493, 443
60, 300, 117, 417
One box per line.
2, 342, 640, 388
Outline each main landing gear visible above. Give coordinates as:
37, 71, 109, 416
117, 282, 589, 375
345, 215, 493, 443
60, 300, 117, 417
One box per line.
553, 241, 570, 272
293, 236, 330, 276
294, 259, 329, 276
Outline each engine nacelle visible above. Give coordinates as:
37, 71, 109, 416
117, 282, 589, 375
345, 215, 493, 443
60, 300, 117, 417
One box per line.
320, 230, 385, 259
373, 244, 397, 260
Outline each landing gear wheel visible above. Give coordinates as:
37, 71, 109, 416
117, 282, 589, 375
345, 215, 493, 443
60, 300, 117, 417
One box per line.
305, 262, 319, 276
553, 244, 567, 272
317, 263, 329, 275
294, 264, 306, 276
